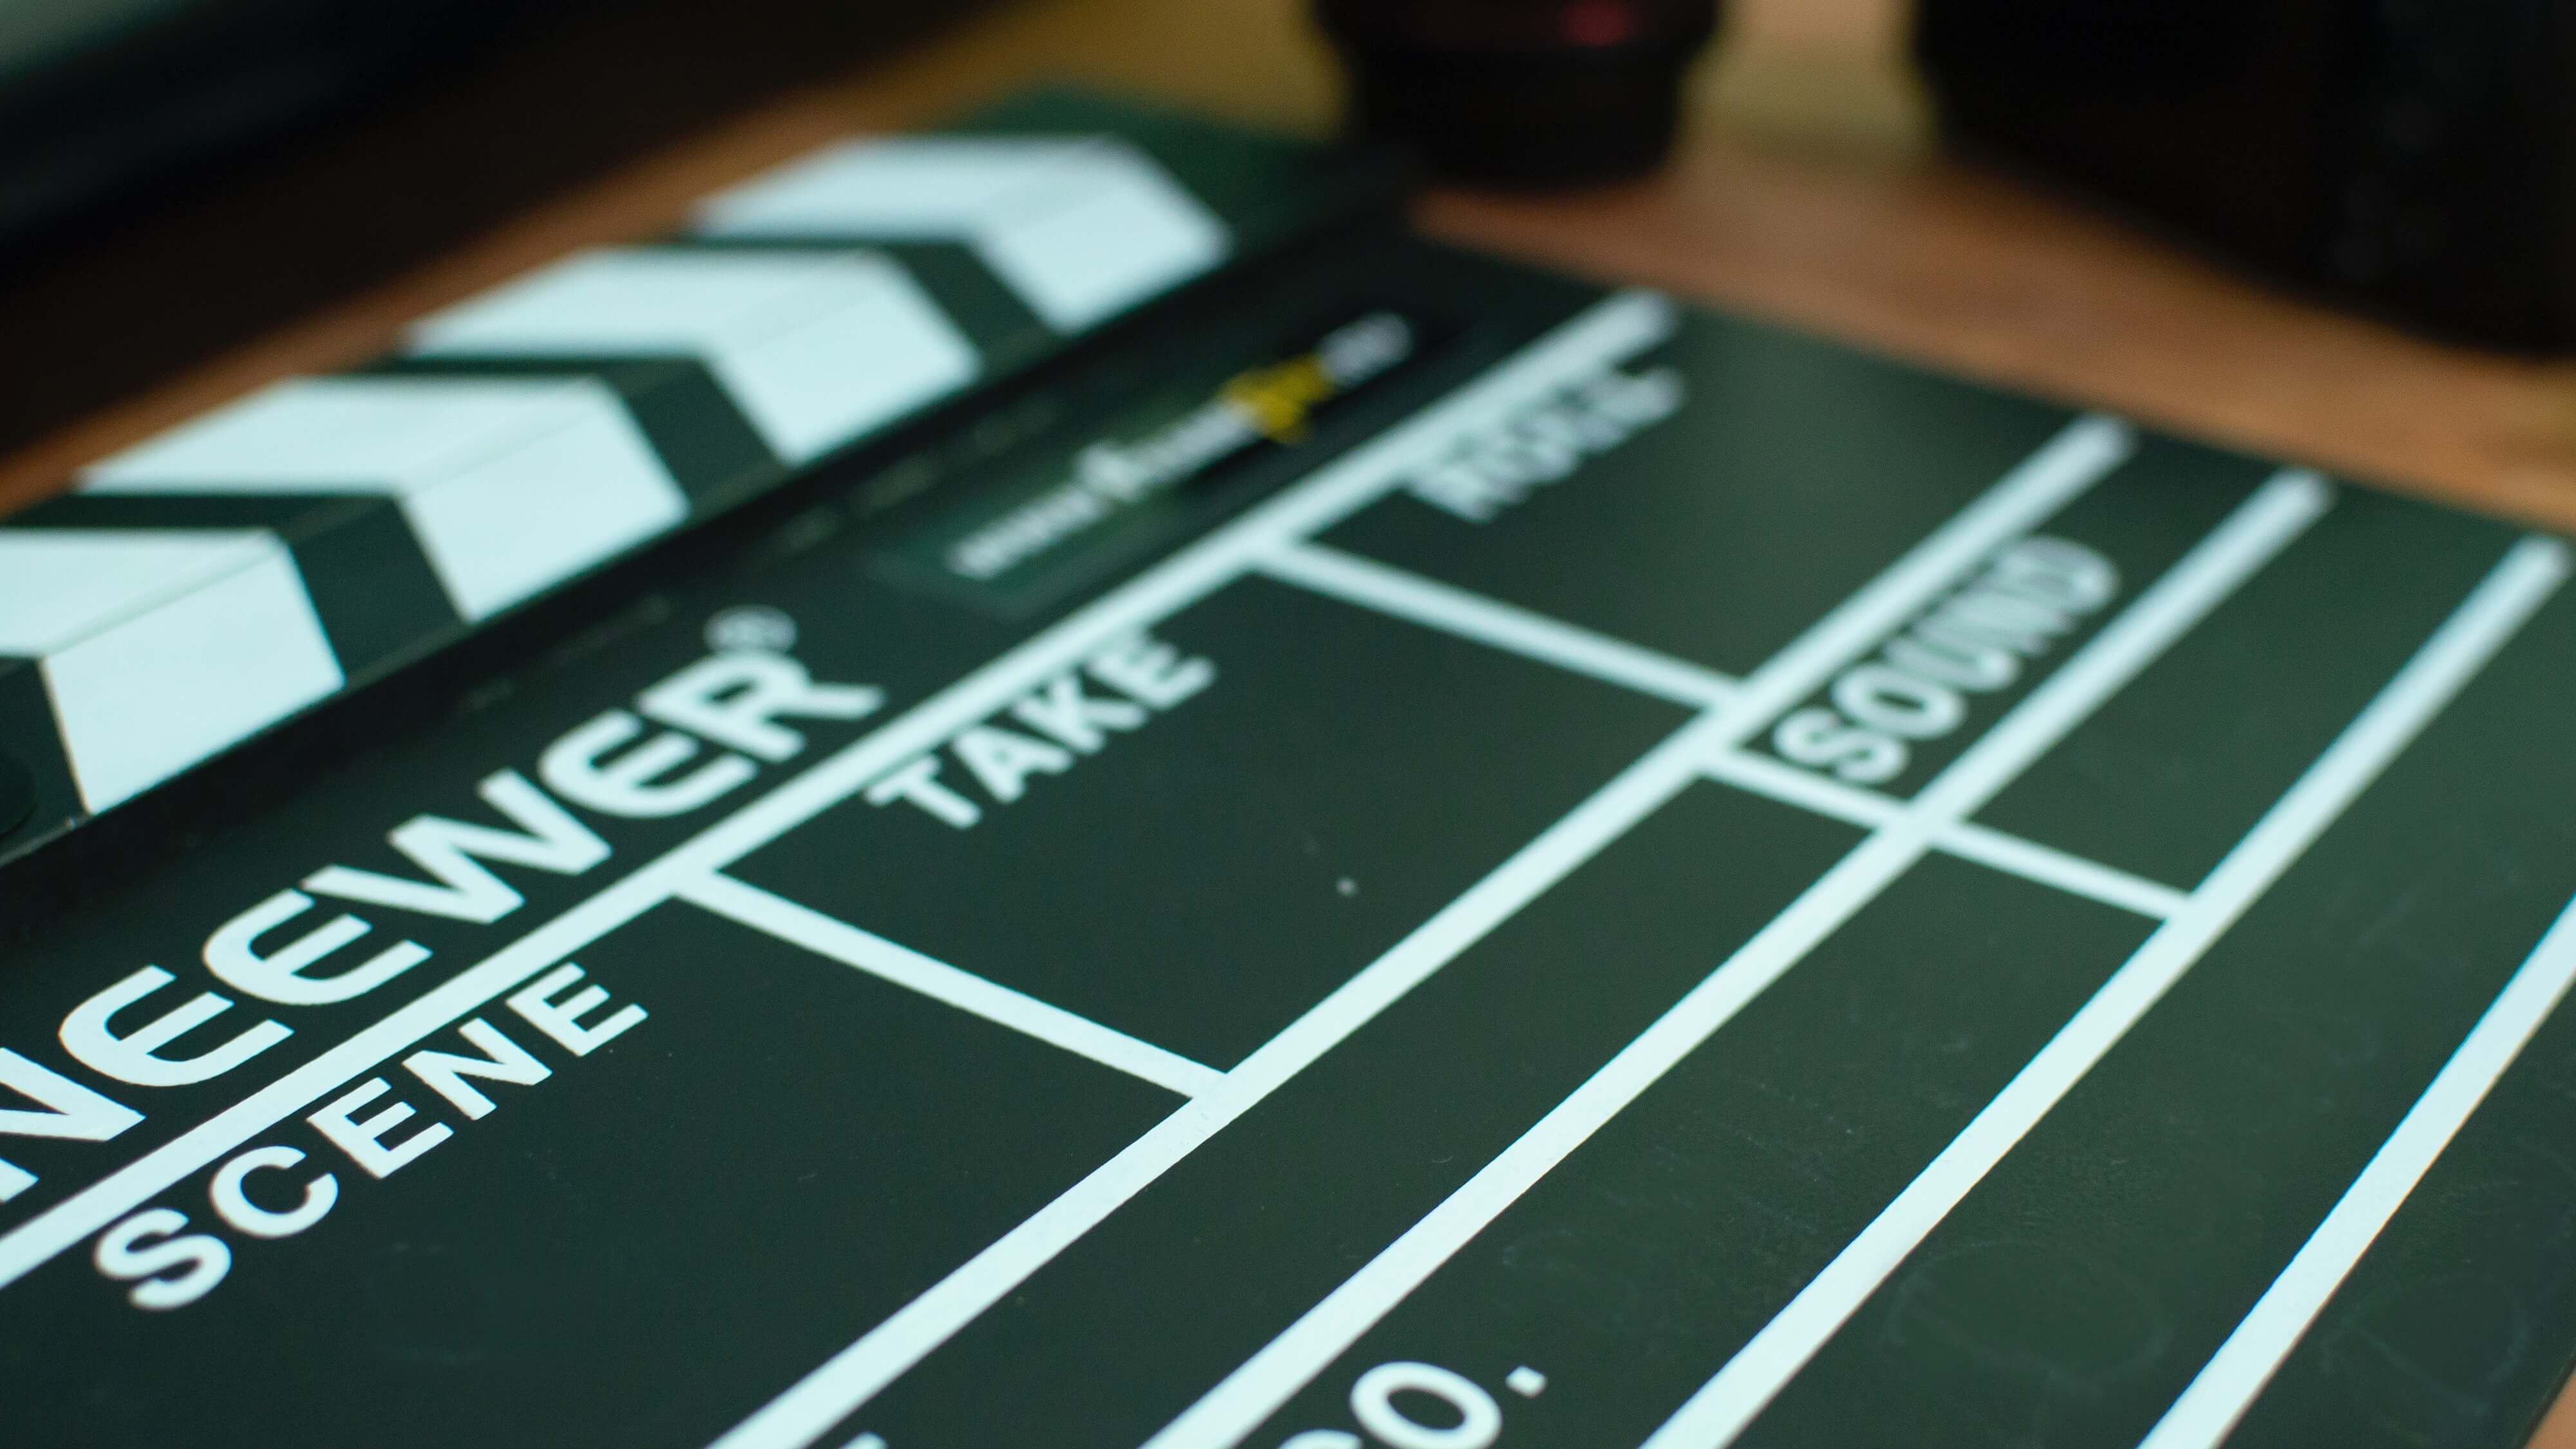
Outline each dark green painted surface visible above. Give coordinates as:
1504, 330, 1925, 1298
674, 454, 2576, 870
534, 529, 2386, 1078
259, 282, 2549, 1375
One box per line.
1978, 490, 2529, 889
2, 97, 2575, 1449
1318, 316, 2077, 676
733, 575, 1689, 1069
851, 786, 1860, 1446
2235, 983, 2576, 1449
1247, 854, 2158, 1448
1745, 583, 2576, 1449
8, 902, 1179, 1448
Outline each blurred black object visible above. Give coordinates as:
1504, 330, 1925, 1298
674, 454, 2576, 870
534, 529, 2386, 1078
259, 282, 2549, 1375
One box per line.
1317, 0, 1720, 186
1918, 0, 2576, 351
0, 0, 992, 460
0, 0, 525, 254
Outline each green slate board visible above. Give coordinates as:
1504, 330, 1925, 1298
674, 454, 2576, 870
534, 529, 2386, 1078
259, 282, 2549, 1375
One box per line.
2, 95, 2574, 1449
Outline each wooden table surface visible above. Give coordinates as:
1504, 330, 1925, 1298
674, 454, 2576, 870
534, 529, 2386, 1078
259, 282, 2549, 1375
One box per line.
6, 0, 2573, 1438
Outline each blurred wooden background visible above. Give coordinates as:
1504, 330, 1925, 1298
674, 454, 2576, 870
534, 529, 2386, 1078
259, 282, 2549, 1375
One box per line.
10, 0, 2576, 536
3, 0, 2574, 1439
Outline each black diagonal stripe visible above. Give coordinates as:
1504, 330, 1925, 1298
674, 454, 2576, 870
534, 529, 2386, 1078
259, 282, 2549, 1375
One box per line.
370, 354, 781, 506
0, 658, 82, 860
670, 236, 1052, 360
0, 738, 28, 839
10, 493, 459, 680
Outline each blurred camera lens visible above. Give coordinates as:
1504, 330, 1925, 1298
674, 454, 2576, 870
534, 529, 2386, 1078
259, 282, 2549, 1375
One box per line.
1316, 0, 1721, 185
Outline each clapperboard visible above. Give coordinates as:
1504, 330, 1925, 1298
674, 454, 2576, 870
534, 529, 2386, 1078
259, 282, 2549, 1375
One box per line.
3, 88, 2573, 1449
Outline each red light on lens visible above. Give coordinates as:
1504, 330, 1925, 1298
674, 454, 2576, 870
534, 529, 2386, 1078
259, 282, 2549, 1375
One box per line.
1562, 0, 1640, 47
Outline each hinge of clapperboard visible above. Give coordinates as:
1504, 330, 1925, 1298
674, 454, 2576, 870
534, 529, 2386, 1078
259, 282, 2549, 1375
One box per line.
0, 91, 1409, 940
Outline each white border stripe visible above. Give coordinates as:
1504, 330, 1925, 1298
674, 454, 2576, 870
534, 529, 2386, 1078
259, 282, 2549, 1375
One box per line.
2137, 889, 2576, 1449
0, 290, 1678, 1301
679, 873, 1224, 1099
1141, 470, 2326, 1449
1259, 542, 1741, 708
1643, 533, 2570, 1449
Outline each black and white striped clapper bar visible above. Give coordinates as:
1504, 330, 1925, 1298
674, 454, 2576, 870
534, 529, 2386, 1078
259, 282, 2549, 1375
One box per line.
0, 93, 1378, 863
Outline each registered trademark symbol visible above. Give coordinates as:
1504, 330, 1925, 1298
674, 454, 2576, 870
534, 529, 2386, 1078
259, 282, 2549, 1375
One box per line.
706, 605, 798, 654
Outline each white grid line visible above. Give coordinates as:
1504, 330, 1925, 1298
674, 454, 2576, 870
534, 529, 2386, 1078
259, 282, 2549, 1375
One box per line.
1695, 746, 1895, 828
705, 401, 2143, 1449
707, 711, 1730, 1449
1258, 542, 1742, 709
1700, 749, 2190, 920
1140, 469, 2329, 1449
679, 873, 1226, 1099
1943, 822, 2192, 920
1259, 425, 2190, 917
1642, 533, 2570, 1449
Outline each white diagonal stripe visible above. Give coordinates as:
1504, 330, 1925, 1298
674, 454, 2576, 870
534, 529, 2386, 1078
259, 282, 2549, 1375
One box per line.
407, 248, 978, 464
693, 135, 1227, 330
697, 137, 1108, 232
0, 530, 279, 657
6, 531, 343, 810
2136, 902, 2576, 1446
83, 375, 685, 621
